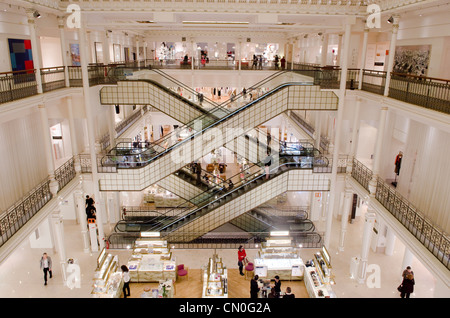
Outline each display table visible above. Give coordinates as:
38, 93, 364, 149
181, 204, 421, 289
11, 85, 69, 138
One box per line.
303, 247, 336, 298
148, 279, 174, 298
127, 238, 176, 282
91, 249, 124, 298
254, 236, 304, 281
202, 254, 228, 298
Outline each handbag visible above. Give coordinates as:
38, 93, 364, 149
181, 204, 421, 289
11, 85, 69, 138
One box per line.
397, 285, 402, 292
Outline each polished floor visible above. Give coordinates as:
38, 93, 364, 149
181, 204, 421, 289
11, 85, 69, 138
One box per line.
0, 206, 439, 299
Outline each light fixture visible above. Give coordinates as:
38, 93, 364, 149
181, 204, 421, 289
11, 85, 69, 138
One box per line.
140, 231, 160, 237
33, 10, 41, 18
387, 16, 394, 24
270, 231, 289, 237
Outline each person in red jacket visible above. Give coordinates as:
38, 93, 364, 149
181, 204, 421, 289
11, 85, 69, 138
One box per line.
238, 245, 247, 276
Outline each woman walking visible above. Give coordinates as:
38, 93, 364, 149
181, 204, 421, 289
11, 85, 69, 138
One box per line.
237, 245, 247, 276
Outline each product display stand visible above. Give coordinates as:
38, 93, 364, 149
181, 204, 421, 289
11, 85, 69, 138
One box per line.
303, 246, 336, 298
202, 254, 228, 298
91, 248, 123, 298
254, 235, 304, 281
127, 236, 176, 282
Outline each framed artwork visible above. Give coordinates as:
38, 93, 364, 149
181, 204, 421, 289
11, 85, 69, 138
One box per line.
393, 45, 431, 76
8, 38, 34, 72
70, 43, 81, 66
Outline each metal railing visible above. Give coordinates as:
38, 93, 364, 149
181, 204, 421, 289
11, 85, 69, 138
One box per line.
40, 66, 66, 92
351, 158, 373, 192
375, 177, 450, 270
54, 157, 76, 192
361, 69, 386, 95
388, 73, 450, 114
0, 69, 38, 103
106, 231, 322, 249
0, 178, 53, 248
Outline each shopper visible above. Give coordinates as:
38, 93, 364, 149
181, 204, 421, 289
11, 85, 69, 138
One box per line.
274, 55, 279, 70
264, 152, 272, 180
39, 253, 52, 286
272, 275, 281, 298
402, 266, 414, 279
121, 265, 131, 298
252, 55, 257, 69
399, 272, 415, 298
258, 55, 263, 70
280, 56, 286, 69
85, 195, 94, 208
250, 275, 260, 298
237, 245, 247, 276
283, 287, 295, 298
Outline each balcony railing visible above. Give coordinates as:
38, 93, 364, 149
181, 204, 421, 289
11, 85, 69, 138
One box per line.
351, 159, 450, 270
0, 64, 448, 114
0, 69, 38, 103
41, 66, 66, 93
0, 157, 77, 249
351, 158, 373, 192
0, 179, 52, 248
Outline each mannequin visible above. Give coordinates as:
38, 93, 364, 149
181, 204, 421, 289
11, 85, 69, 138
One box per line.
392, 151, 403, 187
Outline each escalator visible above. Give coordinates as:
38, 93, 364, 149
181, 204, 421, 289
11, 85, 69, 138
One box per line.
97, 80, 337, 192
110, 149, 330, 242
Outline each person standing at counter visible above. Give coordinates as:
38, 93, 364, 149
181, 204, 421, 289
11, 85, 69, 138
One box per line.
273, 275, 281, 298
237, 245, 247, 276
121, 265, 131, 298
250, 275, 260, 298
283, 287, 295, 298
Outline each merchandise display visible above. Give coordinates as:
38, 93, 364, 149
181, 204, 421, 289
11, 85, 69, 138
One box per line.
254, 235, 304, 280
202, 254, 228, 298
127, 238, 176, 282
150, 279, 174, 298
303, 246, 336, 298
91, 248, 124, 298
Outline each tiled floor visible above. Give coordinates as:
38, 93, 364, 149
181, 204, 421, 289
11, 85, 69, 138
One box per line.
0, 208, 439, 298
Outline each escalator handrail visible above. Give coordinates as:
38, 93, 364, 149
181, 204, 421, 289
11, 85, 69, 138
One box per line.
100, 81, 313, 167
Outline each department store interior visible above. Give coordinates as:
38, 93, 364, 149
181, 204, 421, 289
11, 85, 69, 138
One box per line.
0, 0, 449, 301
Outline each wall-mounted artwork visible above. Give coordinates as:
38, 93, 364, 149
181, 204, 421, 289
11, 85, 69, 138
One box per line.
70, 43, 81, 66
8, 38, 34, 72
393, 45, 431, 76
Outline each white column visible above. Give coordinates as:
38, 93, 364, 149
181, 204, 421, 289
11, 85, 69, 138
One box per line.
74, 189, 90, 253
108, 106, 116, 149
338, 185, 353, 251
384, 15, 400, 96
144, 41, 147, 63
358, 210, 376, 284
368, 106, 388, 195
358, 27, 369, 90
310, 192, 322, 222
78, 19, 106, 249
324, 19, 353, 248
314, 112, 322, 150
347, 96, 361, 173
58, 17, 70, 87
136, 37, 140, 61
51, 210, 67, 283
320, 33, 329, 67
67, 97, 81, 173
336, 33, 343, 66
104, 31, 111, 65
401, 247, 414, 274
385, 226, 396, 256
26, 9, 43, 94
38, 104, 59, 195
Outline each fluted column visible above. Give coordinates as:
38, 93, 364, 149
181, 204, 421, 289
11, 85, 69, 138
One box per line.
320, 33, 329, 67
338, 184, 353, 251
314, 112, 322, 151
38, 104, 59, 195
384, 15, 400, 96
51, 210, 67, 283
78, 18, 106, 249
58, 16, 70, 87
368, 106, 388, 195
358, 27, 369, 90
347, 96, 361, 173
104, 31, 111, 65
385, 226, 396, 256
358, 209, 376, 284
74, 189, 90, 253
26, 9, 43, 94
67, 97, 81, 173
324, 18, 354, 248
